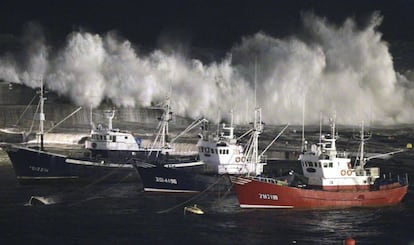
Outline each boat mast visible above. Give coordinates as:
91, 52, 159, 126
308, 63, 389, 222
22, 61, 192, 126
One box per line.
149, 95, 173, 153
319, 112, 322, 145
38, 80, 46, 151
357, 121, 368, 168
229, 109, 234, 139
104, 110, 115, 130
252, 108, 263, 163
253, 59, 258, 165
301, 94, 306, 152
161, 96, 172, 149
89, 105, 95, 129
360, 121, 365, 165
330, 114, 336, 151
251, 59, 263, 174
216, 109, 220, 137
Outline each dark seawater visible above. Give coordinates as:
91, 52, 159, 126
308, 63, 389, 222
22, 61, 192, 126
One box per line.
1, 128, 414, 245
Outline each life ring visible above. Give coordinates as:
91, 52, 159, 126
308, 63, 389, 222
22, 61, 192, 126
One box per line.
235, 157, 240, 162
241, 157, 246, 162
347, 170, 352, 176
340, 170, 346, 176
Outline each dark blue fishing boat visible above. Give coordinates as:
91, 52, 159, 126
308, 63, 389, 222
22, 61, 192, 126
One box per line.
3, 81, 200, 183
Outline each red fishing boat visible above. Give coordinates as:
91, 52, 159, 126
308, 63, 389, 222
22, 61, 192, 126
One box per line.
230, 118, 409, 209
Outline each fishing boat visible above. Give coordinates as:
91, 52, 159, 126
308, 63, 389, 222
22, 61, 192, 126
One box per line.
197, 112, 265, 175
2, 81, 201, 183
230, 117, 409, 209
84, 109, 160, 162
134, 108, 286, 193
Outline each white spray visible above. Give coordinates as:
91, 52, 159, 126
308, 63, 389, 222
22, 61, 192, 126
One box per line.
0, 13, 413, 125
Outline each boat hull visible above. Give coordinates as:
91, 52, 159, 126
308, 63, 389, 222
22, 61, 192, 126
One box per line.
135, 164, 231, 193
231, 176, 408, 209
5, 145, 139, 183
4, 143, 200, 184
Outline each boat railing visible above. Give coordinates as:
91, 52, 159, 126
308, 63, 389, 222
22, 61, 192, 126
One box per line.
354, 167, 380, 178
337, 151, 349, 158
253, 176, 288, 186
380, 172, 409, 186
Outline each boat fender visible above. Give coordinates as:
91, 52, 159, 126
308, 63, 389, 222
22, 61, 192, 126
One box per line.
236, 157, 240, 162
340, 170, 346, 176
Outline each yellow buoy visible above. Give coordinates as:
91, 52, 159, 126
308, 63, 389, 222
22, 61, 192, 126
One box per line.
184, 204, 204, 215
407, 143, 412, 149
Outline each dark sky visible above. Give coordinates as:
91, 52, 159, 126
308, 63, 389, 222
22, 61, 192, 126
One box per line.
1, 0, 414, 51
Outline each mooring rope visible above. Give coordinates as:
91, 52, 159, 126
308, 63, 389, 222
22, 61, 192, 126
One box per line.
213, 179, 235, 206
67, 168, 135, 206
156, 176, 224, 214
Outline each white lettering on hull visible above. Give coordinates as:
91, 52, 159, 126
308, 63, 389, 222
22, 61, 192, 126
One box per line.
155, 177, 178, 184
29, 166, 49, 173
259, 193, 279, 200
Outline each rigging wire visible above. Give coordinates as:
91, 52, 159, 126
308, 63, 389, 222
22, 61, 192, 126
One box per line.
15, 94, 37, 126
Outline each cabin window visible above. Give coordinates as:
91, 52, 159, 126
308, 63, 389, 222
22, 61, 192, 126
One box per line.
206, 148, 210, 153
113, 136, 116, 142
318, 162, 321, 168
329, 162, 333, 168
323, 163, 328, 168
215, 149, 218, 154
309, 162, 313, 167
125, 136, 128, 140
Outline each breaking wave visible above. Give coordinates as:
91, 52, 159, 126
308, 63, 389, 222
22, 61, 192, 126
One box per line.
1, 12, 414, 125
